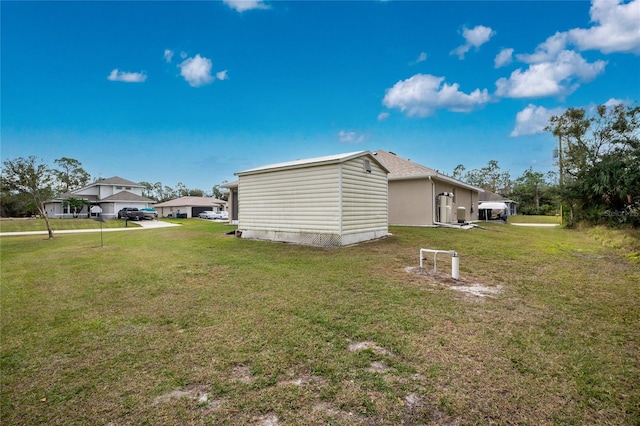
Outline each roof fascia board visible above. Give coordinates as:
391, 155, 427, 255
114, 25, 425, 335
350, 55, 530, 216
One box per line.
236, 151, 388, 176
389, 173, 484, 192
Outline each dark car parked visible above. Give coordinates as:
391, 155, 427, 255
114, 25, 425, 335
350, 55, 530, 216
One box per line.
117, 208, 146, 221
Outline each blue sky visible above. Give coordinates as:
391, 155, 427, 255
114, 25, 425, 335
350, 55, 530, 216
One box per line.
2, 0, 639, 191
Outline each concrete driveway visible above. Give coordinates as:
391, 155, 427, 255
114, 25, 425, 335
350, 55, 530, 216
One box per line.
134, 220, 181, 229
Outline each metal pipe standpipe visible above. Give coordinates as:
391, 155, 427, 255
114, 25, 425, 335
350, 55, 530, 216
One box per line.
452, 253, 460, 280
420, 248, 460, 280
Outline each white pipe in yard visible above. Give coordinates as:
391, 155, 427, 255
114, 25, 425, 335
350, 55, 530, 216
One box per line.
420, 248, 460, 280
451, 254, 460, 280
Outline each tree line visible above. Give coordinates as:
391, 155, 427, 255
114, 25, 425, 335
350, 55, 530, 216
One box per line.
452, 102, 639, 227
138, 181, 228, 203
1, 156, 229, 221
2, 102, 638, 231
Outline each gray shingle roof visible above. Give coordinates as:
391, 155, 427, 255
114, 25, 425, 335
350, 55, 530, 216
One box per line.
93, 176, 143, 187
153, 196, 227, 208
373, 150, 483, 192
373, 150, 437, 178
100, 191, 155, 202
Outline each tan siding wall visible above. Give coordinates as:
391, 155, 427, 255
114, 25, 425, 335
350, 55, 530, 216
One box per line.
239, 165, 341, 233
388, 179, 434, 226
340, 158, 388, 234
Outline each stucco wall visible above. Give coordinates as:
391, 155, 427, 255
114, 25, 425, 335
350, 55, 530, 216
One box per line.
434, 182, 479, 223
388, 179, 434, 226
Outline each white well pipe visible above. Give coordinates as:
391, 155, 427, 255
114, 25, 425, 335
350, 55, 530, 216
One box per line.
420, 248, 460, 280
451, 254, 460, 280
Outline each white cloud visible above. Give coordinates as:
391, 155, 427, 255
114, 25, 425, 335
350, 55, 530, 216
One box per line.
410, 52, 427, 65
450, 25, 495, 59
382, 73, 490, 117
179, 54, 214, 87
500, 1, 637, 101
568, 0, 640, 54
517, 32, 569, 64
164, 49, 174, 63
216, 70, 229, 81
494, 48, 514, 68
495, 50, 606, 98
107, 69, 147, 83
377, 112, 390, 121
510, 104, 565, 137
603, 98, 627, 107
338, 130, 365, 144
518, 0, 639, 61
223, 0, 269, 12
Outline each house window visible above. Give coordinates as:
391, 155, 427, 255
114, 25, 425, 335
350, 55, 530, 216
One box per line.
125, 187, 131, 190
363, 159, 372, 173
116, 186, 123, 190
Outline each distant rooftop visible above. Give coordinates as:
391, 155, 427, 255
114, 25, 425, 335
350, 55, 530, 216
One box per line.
92, 176, 142, 187
154, 196, 227, 208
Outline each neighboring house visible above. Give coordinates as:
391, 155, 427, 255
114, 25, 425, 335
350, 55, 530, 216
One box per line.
373, 150, 483, 226
479, 190, 518, 218
231, 151, 389, 246
153, 196, 227, 218
44, 177, 155, 219
222, 180, 240, 224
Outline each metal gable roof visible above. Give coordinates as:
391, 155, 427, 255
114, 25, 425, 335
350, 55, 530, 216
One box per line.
235, 151, 389, 176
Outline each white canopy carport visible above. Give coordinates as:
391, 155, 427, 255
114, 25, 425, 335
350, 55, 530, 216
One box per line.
478, 202, 508, 210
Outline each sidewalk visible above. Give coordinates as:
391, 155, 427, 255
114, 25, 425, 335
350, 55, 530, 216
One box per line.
0, 220, 180, 237
511, 223, 560, 227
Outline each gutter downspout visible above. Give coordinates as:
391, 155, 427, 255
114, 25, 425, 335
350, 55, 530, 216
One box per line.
428, 176, 436, 225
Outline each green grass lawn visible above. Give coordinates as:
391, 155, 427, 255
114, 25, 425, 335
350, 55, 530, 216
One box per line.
0, 218, 128, 233
505, 214, 562, 224
1, 220, 638, 425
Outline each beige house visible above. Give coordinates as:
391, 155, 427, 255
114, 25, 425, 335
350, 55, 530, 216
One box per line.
153, 196, 227, 218
232, 151, 389, 246
373, 150, 483, 226
44, 176, 154, 219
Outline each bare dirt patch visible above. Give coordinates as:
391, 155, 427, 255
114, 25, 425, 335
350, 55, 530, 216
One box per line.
255, 413, 279, 425
152, 384, 215, 406
403, 392, 423, 410
277, 373, 328, 387
311, 401, 366, 423
367, 361, 391, 373
348, 341, 395, 356
232, 365, 254, 384
405, 266, 503, 298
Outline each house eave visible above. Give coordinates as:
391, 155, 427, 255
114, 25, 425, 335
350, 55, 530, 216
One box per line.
236, 151, 389, 177
389, 174, 484, 192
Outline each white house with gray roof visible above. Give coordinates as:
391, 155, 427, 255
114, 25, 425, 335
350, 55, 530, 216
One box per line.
44, 176, 155, 219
